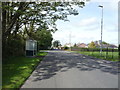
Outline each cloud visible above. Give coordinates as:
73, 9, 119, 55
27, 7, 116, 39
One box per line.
104, 23, 118, 32
76, 17, 99, 31
86, 0, 118, 11
103, 2, 118, 11
97, 1, 118, 11
53, 1, 118, 46
79, 17, 98, 26
90, 0, 119, 3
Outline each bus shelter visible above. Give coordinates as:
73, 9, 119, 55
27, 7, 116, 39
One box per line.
26, 39, 37, 56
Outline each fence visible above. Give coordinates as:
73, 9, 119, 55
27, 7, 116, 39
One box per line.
71, 47, 119, 61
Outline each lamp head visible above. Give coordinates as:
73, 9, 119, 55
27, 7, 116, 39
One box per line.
98, 5, 103, 8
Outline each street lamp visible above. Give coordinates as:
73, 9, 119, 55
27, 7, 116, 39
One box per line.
98, 5, 103, 56
69, 31, 71, 51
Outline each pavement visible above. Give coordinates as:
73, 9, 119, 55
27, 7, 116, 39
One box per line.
21, 50, 119, 88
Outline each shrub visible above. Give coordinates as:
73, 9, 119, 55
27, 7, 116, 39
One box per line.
64, 46, 69, 50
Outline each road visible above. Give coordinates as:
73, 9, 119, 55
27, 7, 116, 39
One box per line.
21, 50, 118, 88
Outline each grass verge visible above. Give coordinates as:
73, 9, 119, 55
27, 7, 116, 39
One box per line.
72, 51, 118, 61
2, 52, 47, 89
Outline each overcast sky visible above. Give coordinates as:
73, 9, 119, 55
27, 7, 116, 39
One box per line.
52, 0, 119, 46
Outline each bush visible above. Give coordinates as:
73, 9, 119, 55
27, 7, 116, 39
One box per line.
64, 46, 69, 50
3, 35, 25, 60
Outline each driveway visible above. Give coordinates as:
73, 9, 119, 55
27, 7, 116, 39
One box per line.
21, 50, 119, 88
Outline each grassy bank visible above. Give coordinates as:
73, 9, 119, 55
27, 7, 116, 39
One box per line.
2, 52, 47, 89
73, 51, 118, 61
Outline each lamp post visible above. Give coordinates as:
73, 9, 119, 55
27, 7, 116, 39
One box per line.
98, 5, 103, 56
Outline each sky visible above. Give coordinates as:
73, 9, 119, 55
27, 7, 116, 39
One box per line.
52, 0, 119, 46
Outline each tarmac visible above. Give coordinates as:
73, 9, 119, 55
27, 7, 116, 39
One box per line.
21, 50, 118, 88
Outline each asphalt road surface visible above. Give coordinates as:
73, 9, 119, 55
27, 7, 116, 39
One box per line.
21, 50, 119, 88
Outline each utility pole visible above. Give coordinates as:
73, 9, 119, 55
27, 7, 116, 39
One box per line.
69, 31, 71, 51
98, 5, 103, 56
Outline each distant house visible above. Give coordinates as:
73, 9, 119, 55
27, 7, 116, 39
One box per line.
77, 43, 88, 48
102, 44, 109, 48
94, 41, 101, 48
64, 43, 73, 47
94, 41, 99, 45
108, 44, 118, 49
94, 40, 118, 49
101, 44, 118, 49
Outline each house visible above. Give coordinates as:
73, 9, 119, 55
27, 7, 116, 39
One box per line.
77, 43, 88, 48
94, 41, 99, 45
108, 44, 118, 49
64, 43, 73, 47
94, 40, 118, 49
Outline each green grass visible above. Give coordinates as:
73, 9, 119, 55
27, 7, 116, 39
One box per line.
37, 51, 47, 56
2, 52, 48, 89
73, 51, 119, 61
